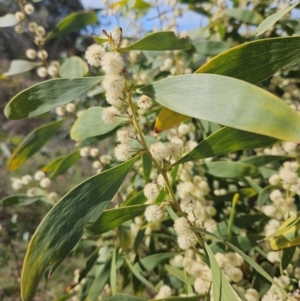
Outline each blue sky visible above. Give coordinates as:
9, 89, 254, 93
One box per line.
80, 0, 208, 32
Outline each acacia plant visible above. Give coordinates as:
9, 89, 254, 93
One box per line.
3, 1, 300, 301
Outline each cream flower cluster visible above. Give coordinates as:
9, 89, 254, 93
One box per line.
79, 146, 112, 173
11, 170, 58, 202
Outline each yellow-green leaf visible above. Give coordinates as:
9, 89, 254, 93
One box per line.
139, 74, 300, 142
8, 119, 64, 171
155, 36, 300, 132
59, 56, 89, 78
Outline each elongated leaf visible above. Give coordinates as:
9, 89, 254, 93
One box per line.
21, 156, 138, 301
125, 258, 156, 290
256, 2, 299, 36
43, 157, 65, 172
59, 56, 89, 78
47, 11, 98, 40
204, 161, 259, 178
5, 77, 102, 120
241, 155, 290, 167
8, 119, 64, 171
0, 13, 18, 27
122, 32, 191, 51
70, 107, 124, 141
156, 36, 300, 132
140, 253, 177, 271
93, 35, 109, 45
154, 109, 189, 133
110, 248, 117, 295
138, 74, 300, 142
142, 154, 152, 182
151, 296, 205, 301
174, 127, 278, 165
85, 204, 147, 236
224, 8, 263, 25
51, 151, 80, 179
194, 41, 231, 56
123, 190, 147, 206
4, 60, 42, 76
0, 195, 47, 207
206, 242, 240, 301
165, 265, 194, 285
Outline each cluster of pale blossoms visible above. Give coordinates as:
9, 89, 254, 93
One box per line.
79, 146, 112, 173
55, 102, 77, 117
11, 170, 58, 202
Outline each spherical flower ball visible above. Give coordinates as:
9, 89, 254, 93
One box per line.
155, 285, 172, 299
37, 66, 47, 78
173, 217, 190, 235
150, 142, 168, 161
47, 65, 58, 77
65, 103, 76, 113
261, 291, 281, 301
26, 49, 37, 60
56, 106, 65, 116
137, 95, 152, 109
28, 22, 38, 32
22, 175, 32, 185
245, 288, 259, 301
204, 218, 217, 233
37, 50, 48, 60
90, 148, 99, 157
40, 177, 51, 188
194, 277, 210, 294
15, 11, 25, 21
143, 182, 159, 200
177, 233, 196, 250
117, 128, 131, 143
226, 266, 243, 283
114, 144, 132, 162
165, 142, 181, 160
100, 154, 112, 165
144, 204, 163, 222
85, 44, 105, 67
102, 106, 121, 124
34, 170, 45, 181
180, 199, 196, 213
178, 124, 189, 136
102, 74, 124, 94
92, 161, 102, 169
35, 26, 46, 37
225, 252, 244, 267
14, 25, 24, 34
100, 52, 124, 74
106, 92, 123, 107
79, 147, 90, 157
48, 191, 58, 202
12, 179, 23, 191
24, 3, 35, 14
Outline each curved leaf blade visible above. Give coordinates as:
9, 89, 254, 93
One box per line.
256, 2, 299, 36
138, 74, 300, 142
8, 119, 64, 171
51, 151, 80, 179
21, 156, 138, 301
204, 161, 260, 178
224, 8, 263, 25
123, 32, 191, 51
46, 11, 98, 40
4, 60, 42, 76
70, 107, 124, 141
59, 56, 89, 78
155, 36, 300, 133
206, 243, 240, 301
5, 77, 102, 120
85, 204, 147, 236
174, 127, 278, 165
0, 13, 18, 27
0, 195, 46, 207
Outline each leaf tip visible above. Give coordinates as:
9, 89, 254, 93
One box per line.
154, 125, 161, 134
